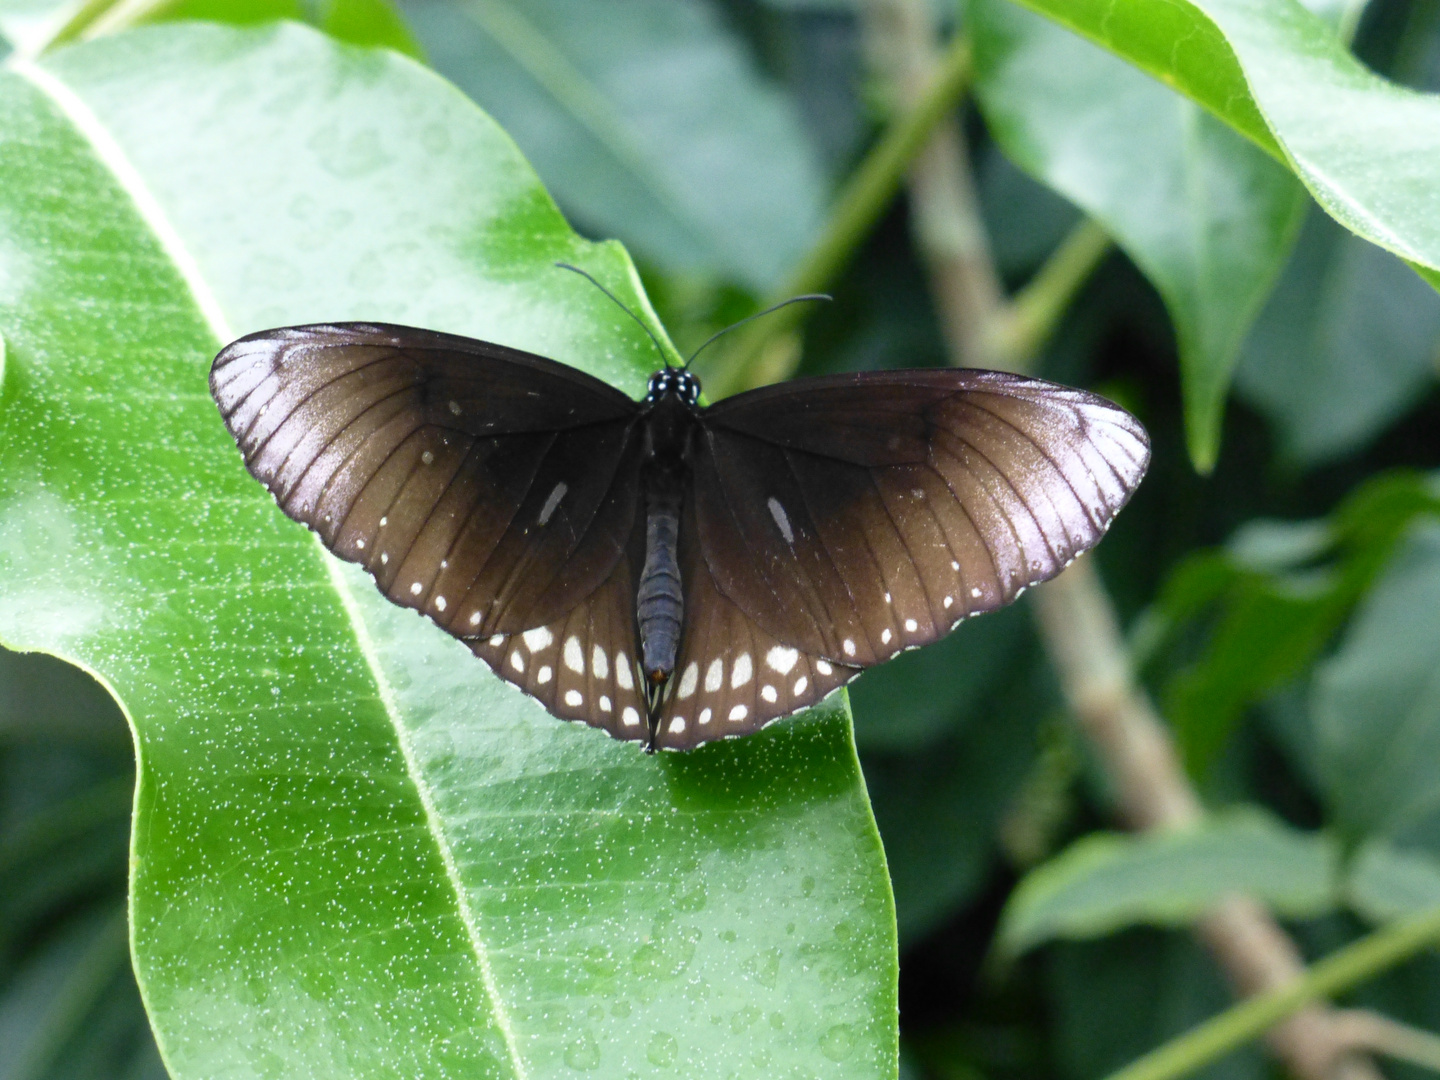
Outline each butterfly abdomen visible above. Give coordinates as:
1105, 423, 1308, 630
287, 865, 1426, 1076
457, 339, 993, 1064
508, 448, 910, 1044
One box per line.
637, 487, 684, 681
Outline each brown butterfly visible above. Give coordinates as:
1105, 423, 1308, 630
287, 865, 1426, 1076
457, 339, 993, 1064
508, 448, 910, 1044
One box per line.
211, 288, 1147, 752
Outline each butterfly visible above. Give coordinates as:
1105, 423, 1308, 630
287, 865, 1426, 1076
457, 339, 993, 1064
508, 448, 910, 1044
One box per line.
210, 278, 1148, 752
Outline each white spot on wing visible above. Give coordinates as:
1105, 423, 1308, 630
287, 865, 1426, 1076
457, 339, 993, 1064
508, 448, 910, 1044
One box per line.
765, 646, 798, 675
761, 685, 778, 703
705, 659, 723, 693
971, 587, 982, 598
677, 662, 699, 699
380, 552, 389, 564
510, 650, 524, 673
565, 689, 583, 707
356, 538, 365, 550
767, 497, 794, 544
564, 636, 584, 673
600, 695, 612, 712
816, 660, 833, 676
728, 705, 748, 722
843, 639, 856, 657
523, 626, 553, 652
622, 706, 640, 727
434, 596, 446, 612
905, 618, 918, 632
409, 581, 423, 595
944, 595, 953, 609
731, 653, 753, 688
952, 560, 960, 571
591, 645, 608, 680
538, 481, 568, 526
488, 633, 504, 647
616, 653, 634, 690
421, 450, 434, 465
537, 666, 552, 684
448, 399, 462, 415
881, 628, 891, 645
699, 708, 712, 725
669, 717, 686, 734
793, 676, 808, 695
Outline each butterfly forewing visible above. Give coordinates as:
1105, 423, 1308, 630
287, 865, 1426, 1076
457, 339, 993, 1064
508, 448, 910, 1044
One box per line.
211, 322, 644, 641
695, 370, 1149, 669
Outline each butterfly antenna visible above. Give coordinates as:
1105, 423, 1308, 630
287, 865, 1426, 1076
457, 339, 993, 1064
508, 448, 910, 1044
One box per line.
684, 294, 831, 369
555, 262, 672, 367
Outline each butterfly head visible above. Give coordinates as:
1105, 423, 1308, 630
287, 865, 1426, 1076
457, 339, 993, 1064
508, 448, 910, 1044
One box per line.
645, 367, 701, 406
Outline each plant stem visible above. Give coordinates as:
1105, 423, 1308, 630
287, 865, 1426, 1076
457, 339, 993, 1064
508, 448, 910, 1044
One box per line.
702, 32, 973, 398
1334, 1009, 1440, 1073
39, 0, 170, 52
986, 218, 1112, 374
1104, 909, 1440, 1080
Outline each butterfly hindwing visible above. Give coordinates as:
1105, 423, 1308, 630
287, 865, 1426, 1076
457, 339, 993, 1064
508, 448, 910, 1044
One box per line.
211, 322, 644, 642
467, 520, 651, 745
652, 499, 859, 750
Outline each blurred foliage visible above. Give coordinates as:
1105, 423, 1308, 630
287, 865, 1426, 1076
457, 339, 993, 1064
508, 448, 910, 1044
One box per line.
5, 0, 1440, 1076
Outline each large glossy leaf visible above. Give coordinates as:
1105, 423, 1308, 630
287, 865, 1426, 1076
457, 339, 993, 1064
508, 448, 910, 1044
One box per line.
1008, 0, 1440, 287
1234, 207, 1440, 466
1314, 521, 1440, 847
968, 0, 1307, 471
398, 0, 828, 292
998, 809, 1339, 955
0, 23, 896, 1079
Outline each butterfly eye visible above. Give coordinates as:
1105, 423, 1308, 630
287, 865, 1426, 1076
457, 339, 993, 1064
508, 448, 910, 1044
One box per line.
678, 371, 701, 405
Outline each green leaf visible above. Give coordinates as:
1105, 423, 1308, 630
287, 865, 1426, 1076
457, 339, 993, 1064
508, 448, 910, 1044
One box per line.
0, 0, 425, 63
0, 23, 896, 1078
1347, 840, 1440, 923
1234, 207, 1440, 467
968, 0, 1306, 472
1138, 473, 1440, 776
1164, 567, 1341, 778
1314, 521, 1440, 845
314, 0, 425, 58
998, 809, 1339, 955
1007, 0, 1440, 284
399, 0, 828, 292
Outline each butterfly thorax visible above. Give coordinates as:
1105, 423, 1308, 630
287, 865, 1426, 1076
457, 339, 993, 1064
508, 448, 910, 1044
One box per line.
636, 370, 703, 747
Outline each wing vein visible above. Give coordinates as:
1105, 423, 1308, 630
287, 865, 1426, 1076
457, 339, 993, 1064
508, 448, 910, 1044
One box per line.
924, 454, 1006, 600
